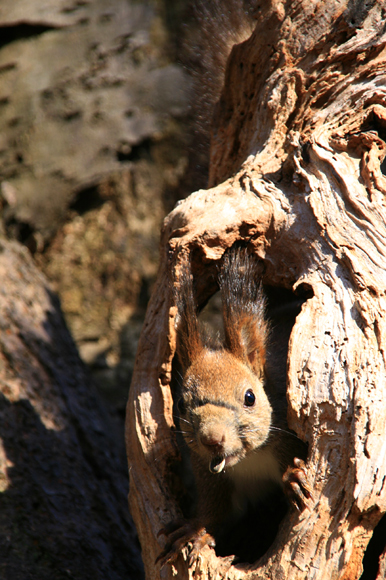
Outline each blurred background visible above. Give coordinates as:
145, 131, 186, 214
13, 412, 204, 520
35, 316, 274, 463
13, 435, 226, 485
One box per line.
0, 0, 204, 424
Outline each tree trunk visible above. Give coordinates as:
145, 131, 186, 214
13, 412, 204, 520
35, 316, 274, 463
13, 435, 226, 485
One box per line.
0, 239, 143, 579
126, 1, 386, 579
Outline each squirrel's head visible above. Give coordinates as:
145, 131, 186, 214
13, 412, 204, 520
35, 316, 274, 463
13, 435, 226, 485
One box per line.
179, 348, 272, 473
174, 248, 272, 473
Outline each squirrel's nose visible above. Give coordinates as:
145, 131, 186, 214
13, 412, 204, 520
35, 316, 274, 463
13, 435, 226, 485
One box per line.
200, 431, 225, 451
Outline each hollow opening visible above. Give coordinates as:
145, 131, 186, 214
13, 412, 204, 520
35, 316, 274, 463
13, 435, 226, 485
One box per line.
360, 512, 386, 580
169, 271, 310, 565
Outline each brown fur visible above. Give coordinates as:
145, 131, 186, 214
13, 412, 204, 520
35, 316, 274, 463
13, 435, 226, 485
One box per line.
173, 265, 203, 370
219, 249, 268, 374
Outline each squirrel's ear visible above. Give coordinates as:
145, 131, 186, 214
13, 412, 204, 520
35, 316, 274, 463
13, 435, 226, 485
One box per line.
219, 248, 268, 377
239, 316, 266, 377
174, 262, 203, 371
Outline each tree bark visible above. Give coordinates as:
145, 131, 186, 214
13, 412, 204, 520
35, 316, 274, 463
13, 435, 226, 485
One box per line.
126, 1, 386, 579
0, 239, 143, 579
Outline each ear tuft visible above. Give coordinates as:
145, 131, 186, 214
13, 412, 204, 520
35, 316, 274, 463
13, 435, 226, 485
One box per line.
219, 247, 268, 376
174, 260, 203, 371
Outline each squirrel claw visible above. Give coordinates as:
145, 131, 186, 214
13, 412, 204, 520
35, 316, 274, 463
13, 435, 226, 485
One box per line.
156, 520, 215, 568
283, 457, 313, 511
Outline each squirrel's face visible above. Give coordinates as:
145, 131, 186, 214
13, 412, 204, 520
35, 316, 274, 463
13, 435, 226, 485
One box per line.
179, 349, 273, 474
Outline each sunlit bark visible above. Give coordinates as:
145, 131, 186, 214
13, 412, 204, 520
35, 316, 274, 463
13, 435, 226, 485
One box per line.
126, 2, 386, 578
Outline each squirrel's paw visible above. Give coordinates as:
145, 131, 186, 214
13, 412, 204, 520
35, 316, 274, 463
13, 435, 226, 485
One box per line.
282, 457, 313, 511
156, 519, 215, 568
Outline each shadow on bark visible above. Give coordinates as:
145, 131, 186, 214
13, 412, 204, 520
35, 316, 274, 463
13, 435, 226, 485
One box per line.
0, 241, 144, 580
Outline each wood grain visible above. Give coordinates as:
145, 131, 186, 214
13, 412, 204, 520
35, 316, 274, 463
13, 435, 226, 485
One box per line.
126, 2, 386, 578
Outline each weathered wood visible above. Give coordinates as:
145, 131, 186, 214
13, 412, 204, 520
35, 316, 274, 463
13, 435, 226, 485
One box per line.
126, 1, 386, 579
0, 239, 143, 580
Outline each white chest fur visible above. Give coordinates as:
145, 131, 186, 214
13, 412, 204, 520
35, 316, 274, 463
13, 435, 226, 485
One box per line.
227, 448, 282, 515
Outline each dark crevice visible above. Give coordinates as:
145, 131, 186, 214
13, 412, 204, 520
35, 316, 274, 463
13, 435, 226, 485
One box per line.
116, 138, 153, 162
0, 23, 61, 50
360, 109, 386, 143
311, 86, 337, 111
357, 109, 386, 177
360, 512, 386, 580
380, 157, 386, 175
372, 113, 386, 145
69, 185, 104, 215
4, 218, 37, 253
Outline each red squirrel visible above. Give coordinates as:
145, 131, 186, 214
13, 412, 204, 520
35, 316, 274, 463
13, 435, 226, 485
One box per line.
157, 248, 312, 567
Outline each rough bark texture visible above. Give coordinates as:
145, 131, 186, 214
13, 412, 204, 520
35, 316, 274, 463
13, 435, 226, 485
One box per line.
0, 238, 143, 579
127, 1, 386, 579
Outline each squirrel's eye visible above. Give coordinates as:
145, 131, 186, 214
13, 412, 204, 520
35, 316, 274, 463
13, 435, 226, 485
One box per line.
244, 389, 255, 407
